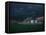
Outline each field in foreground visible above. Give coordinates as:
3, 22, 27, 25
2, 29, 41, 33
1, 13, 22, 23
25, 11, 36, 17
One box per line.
9, 23, 44, 33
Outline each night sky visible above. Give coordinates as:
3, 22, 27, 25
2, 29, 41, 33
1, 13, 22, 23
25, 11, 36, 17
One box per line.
9, 3, 44, 21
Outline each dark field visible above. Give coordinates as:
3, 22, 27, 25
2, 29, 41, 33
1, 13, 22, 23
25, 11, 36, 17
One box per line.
9, 23, 44, 33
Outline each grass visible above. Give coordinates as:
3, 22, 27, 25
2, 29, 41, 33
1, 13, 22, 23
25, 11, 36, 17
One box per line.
9, 23, 44, 32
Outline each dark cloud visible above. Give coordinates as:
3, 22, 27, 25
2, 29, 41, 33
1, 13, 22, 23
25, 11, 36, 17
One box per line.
9, 3, 43, 17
